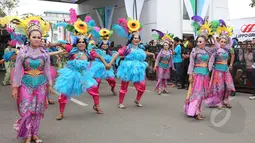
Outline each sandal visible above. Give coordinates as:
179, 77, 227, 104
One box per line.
217, 105, 224, 109
24, 138, 31, 143
162, 89, 168, 93
118, 104, 126, 109
224, 104, 232, 108
48, 99, 55, 105
195, 114, 204, 120
134, 100, 143, 107
93, 105, 103, 114
32, 136, 43, 143
56, 113, 64, 120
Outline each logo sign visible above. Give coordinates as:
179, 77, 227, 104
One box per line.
231, 18, 255, 41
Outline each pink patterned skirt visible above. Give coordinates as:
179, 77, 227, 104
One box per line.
184, 74, 209, 116
205, 70, 235, 107
156, 67, 170, 80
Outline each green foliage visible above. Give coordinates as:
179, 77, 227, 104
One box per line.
250, 0, 255, 7
0, 0, 19, 16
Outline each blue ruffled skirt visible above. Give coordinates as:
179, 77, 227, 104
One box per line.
117, 59, 148, 83
54, 60, 97, 97
90, 55, 115, 79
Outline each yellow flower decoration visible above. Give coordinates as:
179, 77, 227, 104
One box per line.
162, 34, 173, 42
199, 22, 213, 36
74, 20, 88, 34
216, 26, 233, 37
127, 20, 140, 33
100, 28, 110, 36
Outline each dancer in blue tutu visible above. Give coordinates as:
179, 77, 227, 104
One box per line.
107, 18, 155, 109
90, 28, 117, 95
50, 9, 110, 120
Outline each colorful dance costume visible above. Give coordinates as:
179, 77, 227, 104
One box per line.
0, 15, 52, 140
2, 26, 26, 85
91, 28, 117, 94
154, 49, 174, 91
112, 18, 148, 108
206, 22, 235, 108
152, 30, 175, 92
53, 9, 106, 116
184, 16, 216, 118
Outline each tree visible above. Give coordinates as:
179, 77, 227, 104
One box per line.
0, 8, 6, 17
250, 0, 255, 7
0, 0, 19, 15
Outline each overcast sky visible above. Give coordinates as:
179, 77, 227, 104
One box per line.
15, 0, 255, 19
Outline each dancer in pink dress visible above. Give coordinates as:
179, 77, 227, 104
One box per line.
152, 30, 175, 94
184, 16, 216, 120
206, 21, 235, 108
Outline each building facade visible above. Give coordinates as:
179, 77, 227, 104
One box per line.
77, 0, 229, 45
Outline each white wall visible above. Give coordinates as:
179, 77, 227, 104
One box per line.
157, 0, 182, 38
210, 0, 229, 20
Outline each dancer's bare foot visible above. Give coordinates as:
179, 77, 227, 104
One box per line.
157, 89, 161, 95
93, 105, 103, 114
56, 113, 64, 120
111, 87, 117, 96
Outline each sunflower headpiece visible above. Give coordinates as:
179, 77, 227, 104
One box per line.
54, 8, 99, 44
191, 15, 213, 38
99, 28, 113, 40
112, 17, 143, 39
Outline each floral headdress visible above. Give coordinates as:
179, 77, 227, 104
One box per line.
54, 8, 100, 45
191, 15, 213, 39
112, 17, 143, 40
151, 29, 174, 43
0, 15, 50, 38
210, 19, 233, 41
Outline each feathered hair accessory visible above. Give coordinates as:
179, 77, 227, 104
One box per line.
55, 8, 99, 37
54, 8, 100, 45
151, 29, 174, 43
6, 26, 26, 47
0, 15, 50, 38
210, 19, 233, 38
112, 18, 143, 39
191, 15, 213, 38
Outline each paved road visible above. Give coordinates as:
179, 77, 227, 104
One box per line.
0, 71, 254, 143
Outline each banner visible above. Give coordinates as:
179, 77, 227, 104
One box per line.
104, 6, 115, 29
230, 17, 255, 41
124, 0, 145, 20
124, 0, 135, 19
184, 0, 211, 19
95, 7, 105, 28
136, 0, 145, 21
184, 0, 194, 19
199, 0, 211, 19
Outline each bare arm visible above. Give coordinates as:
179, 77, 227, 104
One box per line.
109, 52, 120, 66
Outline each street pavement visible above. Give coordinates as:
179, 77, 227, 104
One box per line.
0, 71, 254, 143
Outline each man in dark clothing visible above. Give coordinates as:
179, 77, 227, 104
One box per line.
182, 40, 193, 90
